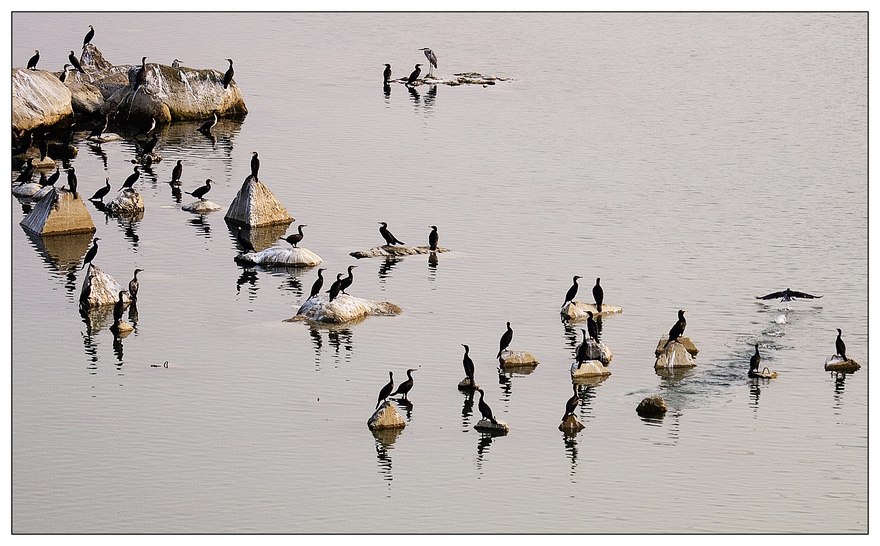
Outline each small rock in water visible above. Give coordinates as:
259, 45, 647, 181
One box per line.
475, 419, 509, 433
636, 396, 667, 417
368, 401, 406, 430
559, 414, 585, 433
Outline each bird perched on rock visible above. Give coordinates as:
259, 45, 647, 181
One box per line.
497, 322, 513, 358
69, 51, 84, 72
90, 177, 111, 201
15, 159, 34, 183
129, 269, 144, 301
65, 169, 77, 197
575, 329, 590, 364
139, 133, 159, 156
562, 383, 579, 421
476, 388, 498, 424
60, 64, 71, 82
27, 50, 39, 70
282, 224, 307, 248
593, 278, 604, 313
406, 63, 422, 86
223, 58, 234, 89
379, 222, 404, 246
199, 112, 218, 135
383, 63, 392, 82
45, 168, 61, 187
392, 369, 416, 400
309, 268, 326, 299
327, 273, 344, 302
420, 47, 437, 77
461, 344, 475, 385
664, 310, 687, 348
428, 225, 439, 251
748, 344, 761, 378
250, 152, 259, 180
376, 371, 394, 409
83, 25, 95, 48
836, 329, 847, 360
81, 237, 100, 270
185, 179, 213, 200
586, 311, 598, 341
563, 275, 581, 307
134, 56, 147, 87
339, 265, 357, 294
171, 160, 183, 184
120, 166, 140, 190
756, 288, 822, 302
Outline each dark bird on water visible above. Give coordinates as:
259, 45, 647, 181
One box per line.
420, 48, 437, 77
664, 310, 687, 348
406, 63, 422, 86
129, 269, 143, 301
392, 369, 417, 400
836, 329, 847, 360
27, 50, 39, 70
327, 273, 344, 302
171, 160, 183, 183
461, 344, 475, 384
15, 158, 34, 183
185, 179, 213, 200
120, 166, 140, 190
199, 112, 218, 134
89, 114, 108, 139
756, 288, 822, 302
83, 25, 94, 48
339, 265, 357, 294
282, 224, 307, 248
563, 383, 579, 421
497, 322, 513, 358
309, 268, 327, 299
37, 133, 48, 161
222, 58, 234, 89
90, 177, 111, 201
250, 152, 259, 180
379, 222, 404, 246
69, 51, 84, 73
563, 275, 581, 306
586, 311, 598, 341
476, 388, 498, 424
65, 170, 77, 197
593, 278, 604, 313
140, 133, 159, 156
383, 63, 392, 82
748, 344, 762, 378
428, 225, 439, 251
81, 237, 100, 270
376, 371, 394, 408
45, 168, 61, 187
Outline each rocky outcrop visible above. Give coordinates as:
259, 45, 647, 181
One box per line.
824, 356, 861, 373
79, 264, 131, 309
20, 188, 95, 236
394, 72, 511, 87
570, 360, 611, 379
655, 337, 699, 357
654, 339, 696, 369
106, 188, 144, 215
499, 350, 539, 368
368, 401, 406, 430
636, 396, 668, 417
351, 246, 450, 258
577, 339, 613, 365
561, 302, 623, 320
224, 176, 291, 227
12, 67, 74, 132
290, 293, 402, 324
182, 200, 222, 213
235, 246, 322, 267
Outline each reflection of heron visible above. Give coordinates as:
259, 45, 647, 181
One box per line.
420, 48, 437, 76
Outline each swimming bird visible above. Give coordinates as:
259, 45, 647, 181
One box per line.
15, 159, 34, 183
129, 269, 143, 301
392, 368, 416, 400
563, 275, 581, 306
836, 329, 847, 360
90, 177, 111, 201
420, 48, 437, 77
81, 237, 100, 270
120, 166, 140, 190
83, 25, 94, 48
339, 265, 357, 294
282, 224, 307, 248
171, 160, 183, 183
376, 371, 394, 408
327, 273, 344, 302
756, 288, 822, 302
748, 344, 761, 378
586, 311, 598, 341
185, 179, 213, 200
309, 268, 326, 299
172, 58, 181, 68
113, 290, 125, 324
664, 310, 687, 348
406, 63, 422, 86
563, 383, 579, 421
199, 112, 218, 134
27, 50, 39, 70
497, 322, 513, 358
250, 152, 259, 180
593, 278, 604, 313
476, 388, 498, 424
461, 344, 475, 384
236, 226, 255, 253
383, 63, 392, 82
45, 168, 61, 187
428, 225, 439, 251
69, 51, 84, 72
60, 64, 71, 82
222, 58, 234, 89
379, 222, 404, 246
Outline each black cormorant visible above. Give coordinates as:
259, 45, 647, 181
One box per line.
140, 133, 159, 156
120, 166, 140, 189
134, 56, 147, 87
37, 133, 48, 160
420, 48, 437, 77
461, 344, 475, 383
756, 288, 822, 302
593, 278, 604, 313
129, 269, 143, 301
376, 371, 394, 408
406, 64, 422, 86
27, 50, 39, 70
563, 275, 581, 306
250, 152, 259, 180
327, 273, 344, 302
836, 329, 847, 359
575, 329, 589, 363
748, 344, 761, 378
199, 112, 218, 134
379, 222, 404, 246
60, 64, 71, 82
113, 290, 125, 324
309, 268, 326, 299
81, 237, 100, 270
236, 226, 255, 253
283, 224, 307, 248
664, 310, 687, 348
172, 59, 181, 68
392, 369, 416, 400
185, 179, 213, 200
223, 58, 234, 89
69, 51, 84, 72
65, 170, 77, 197
90, 177, 111, 201
45, 168, 60, 187
15, 159, 34, 183
476, 388, 498, 424
89, 114, 108, 139
339, 265, 357, 294
586, 311, 598, 341
563, 383, 579, 421
384, 63, 392, 82
83, 25, 94, 47
171, 160, 183, 183
429, 225, 439, 251
497, 322, 513, 358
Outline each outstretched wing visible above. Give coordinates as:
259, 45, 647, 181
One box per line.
789, 291, 822, 299
756, 291, 786, 300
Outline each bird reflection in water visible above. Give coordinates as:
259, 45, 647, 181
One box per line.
423, 85, 437, 110
377, 257, 401, 286
118, 218, 140, 248
372, 428, 403, 485
127, 301, 139, 328
188, 214, 211, 237
832, 372, 849, 410
169, 181, 183, 203
307, 323, 355, 369
86, 142, 108, 169
749, 382, 762, 408
236, 267, 258, 300
460, 390, 475, 432
280, 272, 303, 299
81, 330, 98, 364
407, 85, 420, 106
561, 319, 578, 351
395, 398, 414, 421
475, 430, 505, 470
112, 332, 125, 364
497, 369, 513, 401
383, 82, 391, 100
427, 252, 438, 283
575, 383, 597, 420
562, 432, 579, 475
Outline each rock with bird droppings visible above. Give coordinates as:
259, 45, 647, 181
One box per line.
368, 401, 406, 430
570, 360, 611, 379
636, 396, 668, 417
79, 264, 131, 309
655, 336, 699, 357
235, 246, 322, 267
20, 188, 95, 236
654, 340, 696, 369
106, 188, 144, 215
224, 175, 291, 227
559, 414, 585, 433
182, 200, 221, 213
350, 245, 450, 258
290, 293, 401, 324
824, 355, 861, 373
561, 302, 623, 320
475, 419, 509, 433
499, 350, 539, 367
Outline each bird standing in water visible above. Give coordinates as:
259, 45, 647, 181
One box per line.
27, 50, 39, 70
428, 225, 439, 251
185, 179, 213, 200
376, 371, 394, 409
236, 226, 255, 253
593, 278, 604, 313
476, 388, 498, 424
748, 344, 761, 378
81, 238, 100, 270
383, 63, 392, 82
392, 369, 416, 400
309, 268, 326, 299
223, 58, 234, 89
282, 224, 307, 248
327, 273, 344, 302
406, 64, 422, 86
250, 152, 259, 180
339, 265, 357, 294
129, 269, 144, 301
379, 222, 404, 246
15, 159, 34, 183
836, 329, 847, 360
563, 383, 579, 421
420, 47, 437, 77
563, 275, 581, 306
497, 322, 513, 358
171, 160, 183, 184
461, 344, 475, 385
83, 25, 95, 48
664, 310, 687, 348
45, 168, 61, 187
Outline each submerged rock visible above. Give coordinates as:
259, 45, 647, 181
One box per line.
636, 396, 668, 418
291, 293, 402, 324
562, 302, 623, 320
824, 355, 861, 373
475, 419, 509, 433
106, 188, 144, 215
224, 176, 291, 227
79, 264, 131, 309
570, 360, 611, 379
110, 320, 134, 334
350, 245, 450, 259
458, 377, 480, 391
235, 246, 322, 267
559, 414, 585, 433
655, 336, 699, 357
368, 401, 406, 430
20, 188, 95, 236
654, 340, 696, 369
182, 200, 222, 213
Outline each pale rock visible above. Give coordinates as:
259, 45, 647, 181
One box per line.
562, 302, 623, 320
475, 419, 509, 433
13, 182, 44, 198
106, 188, 144, 215
654, 340, 696, 369
224, 176, 291, 227
368, 401, 406, 430
79, 264, 131, 309
350, 245, 450, 259
236, 246, 322, 267
655, 336, 699, 357
291, 293, 402, 324
20, 188, 96, 236
182, 200, 222, 213
458, 377, 480, 390
824, 355, 861, 373
499, 350, 539, 367
571, 360, 611, 378
559, 414, 585, 433
12, 67, 74, 132
577, 338, 613, 365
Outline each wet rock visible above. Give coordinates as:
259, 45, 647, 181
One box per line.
79, 264, 131, 308
636, 396, 667, 417
20, 188, 95, 236
824, 355, 861, 373
224, 176, 292, 227
110, 320, 134, 334
458, 377, 480, 390
182, 200, 222, 213
13, 182, 43, 198
577, 338, 613, 365
80, 43, 113, 71
475, 419, 509, 433
562, 302, 623, 320
12, 67, 74, 132
235, 246, 323, 267
393, 72, 511, 87
654, 340, 696, 369
61, 75, 105, 115
570, 360, 611, 379
106, 188, 144, 215
368, 401, 406, 430
751, 367, 778, 379
559, 414, 585, 433
350, 245, 450, 258
499, 350, 539, 367
655, 336, 699, 357
291, 293, 402, 324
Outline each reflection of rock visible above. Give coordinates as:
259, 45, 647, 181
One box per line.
368, 401, 406, 430
636, 396, 667, 417
372, 427, 404, 446
182, 200, 222, 213
655, 337, 698, 357
475, 419, 509, 433
79, 265, 131, 308
291, 293, 402, 324
351, 245, 450, 258
570, 360, 611, 379
106, 188, 144, 215
224, 176, 292, 227
235, 246, 322, 267
20, 188, 96, 236
559, 414, 585, 433
571, 373, 610, 387
824, 355, 861, 373
12, 67, 73, 131
654, 340, 696, 369
22, 227, 93, 272
458, 377, 480, 390
561, 302, 623, 320
227, 222, 291, 252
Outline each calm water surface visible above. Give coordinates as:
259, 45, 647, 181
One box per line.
11, 13, 867, 533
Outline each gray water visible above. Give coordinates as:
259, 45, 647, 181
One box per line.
11, 12, 867, 533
